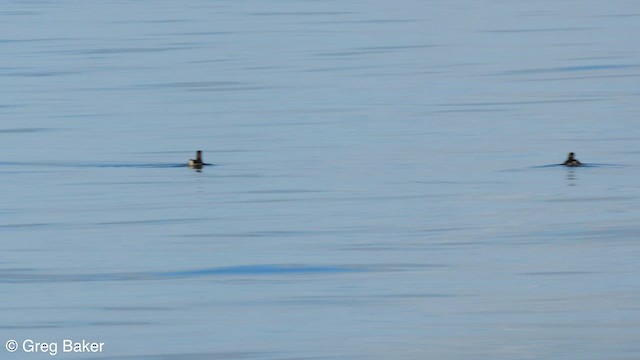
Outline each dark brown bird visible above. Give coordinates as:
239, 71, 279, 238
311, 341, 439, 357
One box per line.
188, 150, 204, 169
563, 152, 581, 167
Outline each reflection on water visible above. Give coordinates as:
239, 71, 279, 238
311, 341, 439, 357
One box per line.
565, 168, 577, 187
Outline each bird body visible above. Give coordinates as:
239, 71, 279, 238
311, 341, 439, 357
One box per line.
563, 152, 581, 167
188, 150, 204, 169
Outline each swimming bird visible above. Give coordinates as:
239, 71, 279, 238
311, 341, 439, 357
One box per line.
188, 150, 204, 169
563, 152, 582, 167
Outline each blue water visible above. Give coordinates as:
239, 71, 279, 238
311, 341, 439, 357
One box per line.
2, 1, 640, 359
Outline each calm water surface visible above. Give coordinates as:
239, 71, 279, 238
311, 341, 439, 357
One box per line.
2, 1, 640, 359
